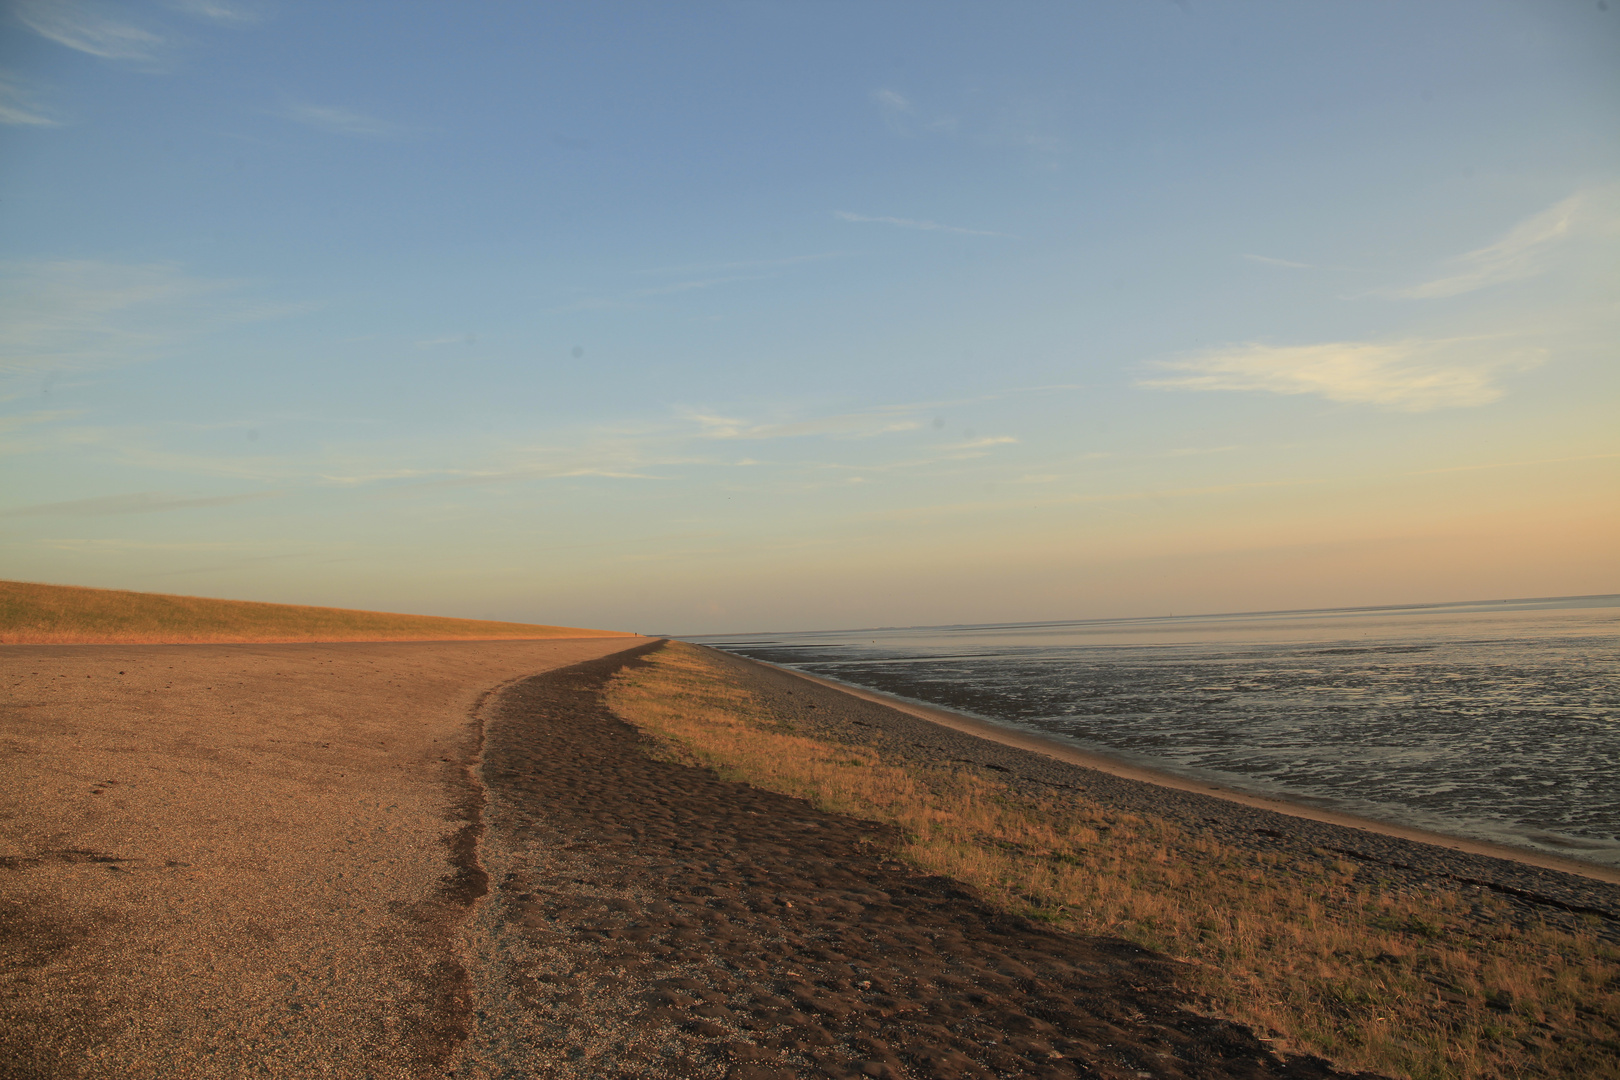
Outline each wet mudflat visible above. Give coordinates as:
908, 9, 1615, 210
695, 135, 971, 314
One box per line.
459, 643, 1375, 1080
698, 597, 1620, 871
695, 651, 1620, 942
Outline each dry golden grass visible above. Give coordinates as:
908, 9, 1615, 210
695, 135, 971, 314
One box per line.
0, 579, 633, 644
606, 642, 1620, 1080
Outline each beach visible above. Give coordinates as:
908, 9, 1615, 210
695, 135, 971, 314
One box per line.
4, 637, 1615, 1077
0, 637, 649, 1079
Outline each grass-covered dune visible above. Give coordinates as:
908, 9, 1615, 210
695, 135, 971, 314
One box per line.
0, 579, 633, 644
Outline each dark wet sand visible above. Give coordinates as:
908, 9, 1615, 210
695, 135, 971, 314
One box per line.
455, 642, 1379, 1079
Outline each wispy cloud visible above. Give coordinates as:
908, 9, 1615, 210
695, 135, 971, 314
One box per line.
320, 463, 665, 487
10, 386, 1059, 508
166, 0, 261, 24
1394, 189, 1618, 299
1141, 338, 1545, 411
633, 274, 765, 298
35, 537, 256, 553
551, 271, 776, 314
951, 435, 1018, 451
0, 71, 61, 126
294, 424, 723, 490
0, 260, 225, 377
690, 408, 925, 441
870, 86, 960, 138
1413, 451, 1620, 477
3, 490, 280, 517
871, 86, 1066, 158
871, 87, 915, 133
0, 259, 301, 380
857, 477, 1317, 526
1160, 445, 1239, 458
558, 253, 850, 315
416, 333, 477, 348
638, 252, 848, 277
986, 97, 1061, 155
833, 211, 1012, 238
685, 388, 1069, 450
14, 0, 168, 64
277, 103, 412, 139
0, 408, 80, 432
809, 432, 1020, 475
1243, 254, 1312, 269
872, 87, 912, 114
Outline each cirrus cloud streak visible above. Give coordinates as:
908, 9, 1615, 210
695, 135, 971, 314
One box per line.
1394, 187, 1620, 299
1141, 338, 1545, 412
833, 211, 1012, 238
14, 0, 168, 64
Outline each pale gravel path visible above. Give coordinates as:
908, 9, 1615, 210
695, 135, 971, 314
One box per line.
0, 637, 646, 1080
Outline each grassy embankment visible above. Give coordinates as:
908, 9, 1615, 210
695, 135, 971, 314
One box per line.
0, 579, 633, 644
605, 641, 1620, 1080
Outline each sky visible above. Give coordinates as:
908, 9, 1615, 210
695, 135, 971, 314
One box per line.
1, 0, 1616, 634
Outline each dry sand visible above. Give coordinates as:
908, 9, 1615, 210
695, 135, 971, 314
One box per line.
0, 637, 647, 1080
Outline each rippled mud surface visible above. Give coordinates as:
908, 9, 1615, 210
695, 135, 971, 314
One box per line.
695, 597, 1620, 868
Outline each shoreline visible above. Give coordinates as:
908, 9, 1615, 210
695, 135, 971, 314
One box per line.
458, 641, 1380, 1078
7, 637, 1612, 1076
723, 653, 1620, 888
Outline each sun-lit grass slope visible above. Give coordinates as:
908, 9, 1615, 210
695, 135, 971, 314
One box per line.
606, 642, 1620, 1080
0, 580, 635, 644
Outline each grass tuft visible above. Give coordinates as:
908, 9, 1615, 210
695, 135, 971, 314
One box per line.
605, 641, 1620, 1080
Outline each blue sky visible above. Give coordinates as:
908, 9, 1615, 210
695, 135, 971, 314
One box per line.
2, 0, 1616, 633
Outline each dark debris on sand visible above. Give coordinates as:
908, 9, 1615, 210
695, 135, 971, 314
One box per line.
458, 642, 1383, 1080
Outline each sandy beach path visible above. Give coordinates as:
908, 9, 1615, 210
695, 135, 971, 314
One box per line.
1, 636, 648, 1080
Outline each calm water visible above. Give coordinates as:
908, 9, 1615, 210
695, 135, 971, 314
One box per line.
688, 596, 1620, 868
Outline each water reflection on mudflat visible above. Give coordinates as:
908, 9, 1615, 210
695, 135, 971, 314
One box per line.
690, 596, 1620, 868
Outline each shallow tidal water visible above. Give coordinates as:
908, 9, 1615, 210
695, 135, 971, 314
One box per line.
688, 595, 1620, 869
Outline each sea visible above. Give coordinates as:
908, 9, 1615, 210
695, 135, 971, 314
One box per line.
686, 595, 1620, 869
